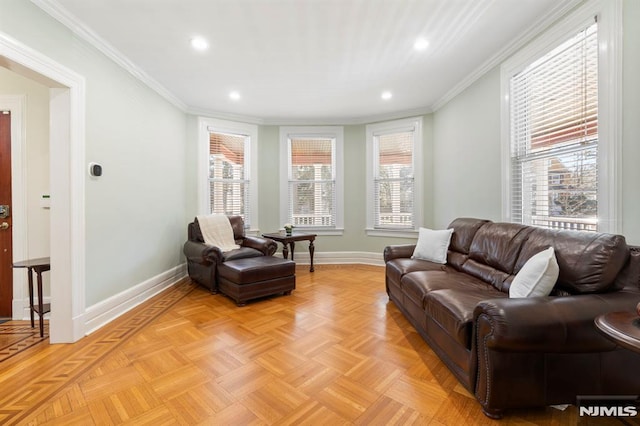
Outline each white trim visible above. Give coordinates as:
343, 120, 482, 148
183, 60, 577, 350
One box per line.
197, 117, 259, 226
500, 0, 622, 234
32, 0, 187, 112
365, 116, 424, 235
282, 251, 385, 267
83, 264, 187, 335
597, 0, 623, 234
0, 95, 28, 319
279, 126, 344, 233
365, 229, 419, 239
1, 31, 86, 343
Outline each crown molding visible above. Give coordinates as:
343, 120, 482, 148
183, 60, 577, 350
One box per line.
31, 0, 188, 112
431, 0, 584, 111
189, 104, 433, 127
186, 106, 266, 125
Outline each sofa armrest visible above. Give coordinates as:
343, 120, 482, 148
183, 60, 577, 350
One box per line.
183, 240, 223, 265
242, 236, 278, 256
383, 244, 416, 262
473, 291, 640, 353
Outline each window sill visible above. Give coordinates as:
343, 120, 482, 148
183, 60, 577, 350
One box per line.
365, 228, 418, 238
293, 228, 344, 236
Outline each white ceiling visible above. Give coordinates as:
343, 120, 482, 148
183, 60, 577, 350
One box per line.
42, 0, 577, 123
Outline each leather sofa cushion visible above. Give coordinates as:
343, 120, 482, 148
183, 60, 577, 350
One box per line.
467, 222, 533, 274
447, 218, 491, 271
515, 228, 629, 294
386, 258, 446, 289
448, 218, 491, 255
402, 269, 489, 309
425, 287, 507, 349
462, 223, 534, 291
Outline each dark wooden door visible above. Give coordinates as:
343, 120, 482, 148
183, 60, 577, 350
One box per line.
0, 111, 12, 317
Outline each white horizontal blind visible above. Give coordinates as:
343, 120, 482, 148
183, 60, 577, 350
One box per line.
374, 130, 414, 229
510, 21, 598, 232
288, 138, 335, 227
209, 132, 250, 226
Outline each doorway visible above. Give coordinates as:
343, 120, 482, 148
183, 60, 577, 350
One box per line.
0, 110, 12, 318
1, 33, 86, 343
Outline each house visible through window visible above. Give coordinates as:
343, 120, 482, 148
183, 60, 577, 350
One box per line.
208, 131, 250, 224
375, 131, 415, 228
366, 117, 422, 234
288, 137, 336, 227
509, 21, 598, 232
280, 126, 344, 233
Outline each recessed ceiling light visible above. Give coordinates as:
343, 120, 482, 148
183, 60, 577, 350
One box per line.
229, 91, 241, 101
381, 91, 392, 100
190, 36, 209, 51
413, 37, 429, 51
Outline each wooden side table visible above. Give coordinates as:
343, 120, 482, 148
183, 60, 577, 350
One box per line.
262, 232, 316, 272
12, 257, 51, 337
594, 311, 640, 354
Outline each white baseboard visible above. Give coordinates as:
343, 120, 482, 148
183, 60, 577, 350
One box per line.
280, 250, 385, 267
83, 263, 187, 335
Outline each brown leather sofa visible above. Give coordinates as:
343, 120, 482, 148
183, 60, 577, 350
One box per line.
384, 218, 640, 418
183, 216, 277, 293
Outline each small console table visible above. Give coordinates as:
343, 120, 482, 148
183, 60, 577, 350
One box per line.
262, 232, 316, 272
594, 311, 640, 354
12, 257, 50, 337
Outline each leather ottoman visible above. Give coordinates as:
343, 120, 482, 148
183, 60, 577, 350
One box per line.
217, 256, 296, 306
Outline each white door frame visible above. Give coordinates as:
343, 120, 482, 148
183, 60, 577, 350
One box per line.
0, 32, 86, 343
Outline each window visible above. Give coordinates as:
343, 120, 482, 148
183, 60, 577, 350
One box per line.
198, 118, 258, 229
280, 127, 343, 234
502, 0, 621, 233
208, 132, 249, 219
366, 117, 423, 235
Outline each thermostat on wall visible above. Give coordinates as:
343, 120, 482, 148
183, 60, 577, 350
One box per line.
88, 162, 102, 177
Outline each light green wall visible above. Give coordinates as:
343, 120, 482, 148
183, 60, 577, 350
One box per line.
621, 0, 640, 244
432, 67, 502, 229
256, 125, 281, 234
1, 1, 189, 305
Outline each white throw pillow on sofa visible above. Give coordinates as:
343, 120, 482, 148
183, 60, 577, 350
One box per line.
411, 227, 453, 264
509, 247, 559, 298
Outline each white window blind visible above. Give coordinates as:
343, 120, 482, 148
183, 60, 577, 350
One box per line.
374, 130, 415, 229
510, 21, 598, 232
288, 138, 335, 227
209, 131, 250, 226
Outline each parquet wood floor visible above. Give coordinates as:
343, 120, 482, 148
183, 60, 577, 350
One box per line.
0, 265, 632, 425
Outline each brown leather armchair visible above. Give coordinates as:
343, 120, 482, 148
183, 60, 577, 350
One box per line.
183, 215, 277, 293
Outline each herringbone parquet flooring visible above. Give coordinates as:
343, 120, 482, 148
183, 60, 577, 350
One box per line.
0, 265, 631, 425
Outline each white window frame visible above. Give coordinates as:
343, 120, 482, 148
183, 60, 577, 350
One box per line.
501, 0, 622, 233
279, 126, 344, 235
366, 117, 424, 238
198, 117, 259, 231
